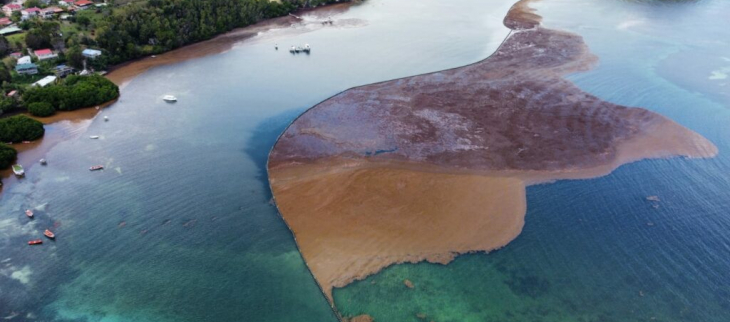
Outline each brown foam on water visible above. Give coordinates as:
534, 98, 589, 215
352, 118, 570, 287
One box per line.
267, 0, 718, 311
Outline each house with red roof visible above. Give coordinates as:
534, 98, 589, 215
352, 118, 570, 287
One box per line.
21, 7, 42, 20
74, 0, 93, 10
34, 48, 58, 61
2, 4, 21, 17
0, 18, 12, 26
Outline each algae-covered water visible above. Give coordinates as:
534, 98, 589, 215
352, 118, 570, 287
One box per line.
0, 0, 516, 320
334, 0, 730, 321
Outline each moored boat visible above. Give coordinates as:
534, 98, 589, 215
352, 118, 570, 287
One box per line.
25, 209, 33, 218
90, 135, 100, 139
163, 95, 177, 102
40, 159, 47, 165
12, 164, 24, 176
104, 116, 109, 121
28, 239, 43, 245
89, 165, 104, 171
44, 229, 55, 239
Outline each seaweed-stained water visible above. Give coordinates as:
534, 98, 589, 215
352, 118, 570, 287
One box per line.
1, 0, 728, 321
0, 0, 516, 320
334, 0, 730, 321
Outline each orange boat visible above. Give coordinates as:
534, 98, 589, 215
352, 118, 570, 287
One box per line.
44, 229, 55, 239
89, 165, 104, 171
28, 239, 42, 245
25, 209, 33, 218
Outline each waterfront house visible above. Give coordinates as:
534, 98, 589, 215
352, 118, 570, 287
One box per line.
21, 7, 42, 20
15, 62, 38, 75
34, 48, 58, 61
82, 48, 102, 59
32, 75, 57, 87
2, 4, 21, 17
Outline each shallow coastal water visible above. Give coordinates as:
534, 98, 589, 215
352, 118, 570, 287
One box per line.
0, 0, 517, 320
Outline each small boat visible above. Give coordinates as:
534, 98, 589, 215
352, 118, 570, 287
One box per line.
28, 239, 43, 245
44, 229, 55, 239
295, 46, 302, 52
22, 141, 31, 144
25, 209, 33, 218
289, 46, 296, 53
303, 44, 311, 52
90, 135, 99, 139
12, 164, 24, 176
163, 95, 177, 102
104, 116, 109, 121
39, 158, 47, 165
89, 165, 104, 171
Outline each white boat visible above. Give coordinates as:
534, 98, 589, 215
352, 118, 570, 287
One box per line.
39, 159, 47, 165
12, 164, 24, 176
90, 135, 99, 139
303, 44, 311, 52
289, 46, 296, 53
104, 116, 109, 121
163, 95, 177, 102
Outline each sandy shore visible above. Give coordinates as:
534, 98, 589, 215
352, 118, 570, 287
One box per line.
267, 0, 718, 313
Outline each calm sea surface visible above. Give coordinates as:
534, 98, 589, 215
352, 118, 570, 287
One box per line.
1, 0, 728, 321
0, 0, 515, 320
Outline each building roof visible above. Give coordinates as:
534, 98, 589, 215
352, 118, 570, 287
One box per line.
10, 52, 21, 58
6, 90, 17, 97
0, 18, 11, 25
82, 48, 102, 55
24, 7, 42, 12
17, 56, 31, 64
35, 48, 54, 56
15, 63, 38, 70
75, 0, 93, 6
3, 4, 21, 10
0, 26, 22, 35
32, 75, 57, 87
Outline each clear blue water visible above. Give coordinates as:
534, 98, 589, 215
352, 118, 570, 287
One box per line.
0, 0, 516, 320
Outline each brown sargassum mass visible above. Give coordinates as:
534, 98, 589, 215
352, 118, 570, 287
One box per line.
267, 0, 718, 313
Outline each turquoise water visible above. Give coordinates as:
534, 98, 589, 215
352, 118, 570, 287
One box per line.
334, 0, 730, 321
0, 0, 517, 320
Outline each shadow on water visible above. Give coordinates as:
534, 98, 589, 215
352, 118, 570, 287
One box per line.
242, 108, 307, 199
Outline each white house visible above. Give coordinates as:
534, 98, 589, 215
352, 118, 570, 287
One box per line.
17, 56, 31, 64
82, 48, 102, 59
21, 7, 41, 20
32, 75, 57, 87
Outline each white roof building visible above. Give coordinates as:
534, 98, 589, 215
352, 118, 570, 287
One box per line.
18, 56, 31, 64
32, 75, 57, 87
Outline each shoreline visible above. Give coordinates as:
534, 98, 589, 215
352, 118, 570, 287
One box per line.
266, 0, 718, 316
0, 1, 358, 194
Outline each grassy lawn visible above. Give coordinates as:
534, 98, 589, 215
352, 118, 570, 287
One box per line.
6, 32, 26, 49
